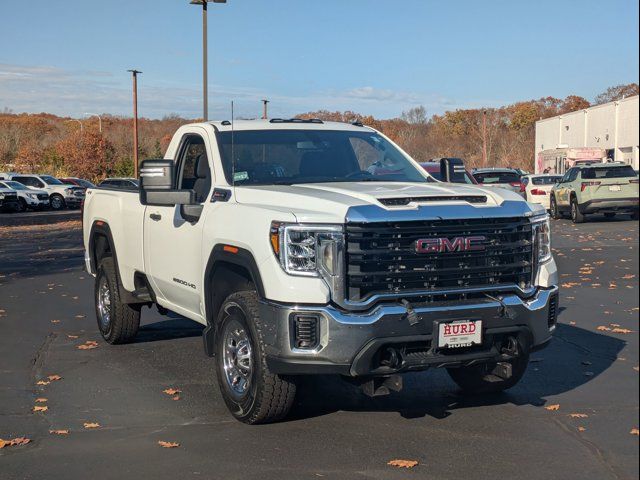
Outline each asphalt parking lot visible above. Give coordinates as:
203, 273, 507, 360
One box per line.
0, 215, 638, 480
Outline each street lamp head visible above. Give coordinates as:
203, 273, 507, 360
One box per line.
190, 0, 227, 4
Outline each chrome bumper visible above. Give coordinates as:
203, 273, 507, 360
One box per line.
261, 286, 559, 376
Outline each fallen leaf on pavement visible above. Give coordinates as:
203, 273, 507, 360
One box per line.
75, 315, 86, 319
49, 430, 69, 435
545, 404, 560, 411
35, 398, 47, 403
172, 395, 180, 401
51, 319, 61, 324
47, 375, 62, 382
631, 428, 639, 436
596, 326, 611, 331
158, 441, 180, 448
77, 341, 99, 350
0, 437, 31, 448
569, 413, 588, 418
33, 405, 48, 412
163, 388, 182, 396
611, 328, 633, 334
36, 380, 50, 386
83, 422, 100, 429
578, 427, 586, 432
67, 334, 79, 339
387, 459, 418, 469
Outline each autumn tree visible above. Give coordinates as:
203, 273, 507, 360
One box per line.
594, 83, 639, 105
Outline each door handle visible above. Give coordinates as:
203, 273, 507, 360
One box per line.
149, 213, 162, 221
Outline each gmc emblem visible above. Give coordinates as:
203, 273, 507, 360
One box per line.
415, 236, 487, 254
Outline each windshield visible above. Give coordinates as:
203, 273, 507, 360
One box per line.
41, 175, 64, 185
474, 172, 520, 184
217, 129, 429, 186
582, 165, 637, 179
1, 181, 28, 190
532, 176, 562, 185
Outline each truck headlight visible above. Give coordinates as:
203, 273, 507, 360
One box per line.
532, 215, 552, 263
270, 222, 344, 279
27, 193, 37, 199
65, 188, 74, 195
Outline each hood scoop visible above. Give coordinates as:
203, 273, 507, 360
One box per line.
378, 195, 488, 207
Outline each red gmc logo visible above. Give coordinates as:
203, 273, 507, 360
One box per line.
415, 236, 487, 254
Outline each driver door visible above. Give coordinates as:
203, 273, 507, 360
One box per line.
143, 128, 212, 320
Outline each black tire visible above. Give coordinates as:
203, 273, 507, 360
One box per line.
95, 256, 140, 344
214, 291, 296, 424
447, 350, 530, 394
50, 194, 66, 211
571, 197, 586, 224
632, 211, 640, 221
550, 195, 561, 220
17, 198, 28, 212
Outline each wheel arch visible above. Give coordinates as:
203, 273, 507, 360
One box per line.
202, 245, 266, 357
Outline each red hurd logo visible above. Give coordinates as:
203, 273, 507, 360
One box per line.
415, 236, 486, 254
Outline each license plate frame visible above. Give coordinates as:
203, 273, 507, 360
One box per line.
609, 185, 622, 192
437, 320, 483, 349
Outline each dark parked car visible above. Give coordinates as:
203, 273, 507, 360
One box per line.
98, 178, 139, 189
59, 177, 96, 189
420, 161, 478, 184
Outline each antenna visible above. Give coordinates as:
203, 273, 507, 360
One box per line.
231, 101, 235, 188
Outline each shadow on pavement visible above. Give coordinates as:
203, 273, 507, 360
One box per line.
288, 324, 626, 422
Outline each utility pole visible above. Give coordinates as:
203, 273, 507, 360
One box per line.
84, 113, 102, 134
482, 110, 488, 167
128, 69, 142, 177
261, 99, 269, 119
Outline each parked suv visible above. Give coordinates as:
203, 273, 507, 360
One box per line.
0, 180, 50, 211
5, 174, 85, 210
0, 186, 21, 212
550, 163, 639, 223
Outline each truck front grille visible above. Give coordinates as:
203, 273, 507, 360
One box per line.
345, 217, 534, 302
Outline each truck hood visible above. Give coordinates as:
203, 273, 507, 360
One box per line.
234, 181, 528, 223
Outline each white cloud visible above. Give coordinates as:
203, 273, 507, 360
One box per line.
0, 62, 462, 120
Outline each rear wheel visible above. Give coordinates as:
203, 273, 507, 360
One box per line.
632, 211, 639, 221
95, 256, 141, 344
214, 291, 296, 424
17, 198, 27, 212
571, 198, 586, 223
447, 346, 529, 394
50, 194, 65, 211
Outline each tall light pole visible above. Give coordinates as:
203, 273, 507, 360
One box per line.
261, 99, 269, 119
190, 0, 227, 121
128, 69, 142, 177
84, 113, 102, 133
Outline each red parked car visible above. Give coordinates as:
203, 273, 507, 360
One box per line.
59, 177, 96, 189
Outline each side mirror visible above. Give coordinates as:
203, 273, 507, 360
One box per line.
440, 158, 466, 183
139, 159, 195, 207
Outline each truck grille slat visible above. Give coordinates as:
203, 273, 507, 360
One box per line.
345, 217, 534, 302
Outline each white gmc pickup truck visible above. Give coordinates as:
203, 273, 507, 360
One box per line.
83, 119, 559, 424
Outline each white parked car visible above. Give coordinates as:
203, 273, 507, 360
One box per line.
521, 174, 563, 210
3, 174, 85, 210
472, 168, 523, 194
0, 180, 50, 211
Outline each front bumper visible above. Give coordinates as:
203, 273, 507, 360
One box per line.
581, 198, 639, 214
261, 286, 559, 377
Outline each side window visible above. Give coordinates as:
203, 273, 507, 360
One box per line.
567, 168, 579, 182
14, 176, 42, 188
177, 134, 210, 202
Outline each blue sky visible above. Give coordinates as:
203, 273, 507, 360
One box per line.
0, 0, 638, 119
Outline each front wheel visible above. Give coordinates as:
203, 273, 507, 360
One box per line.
95, 257, 141, 344
447, 349, 530, 394
214, 291, 296, 424
17, 198, 27, 212
50, 194, 66, 211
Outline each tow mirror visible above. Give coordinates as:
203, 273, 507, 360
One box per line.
139, 159, 195, 207
440, 158, 467, 183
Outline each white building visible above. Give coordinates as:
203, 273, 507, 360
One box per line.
535, 95, 639, 173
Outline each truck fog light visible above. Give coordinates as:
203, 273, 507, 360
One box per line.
292, 314, 320, 350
